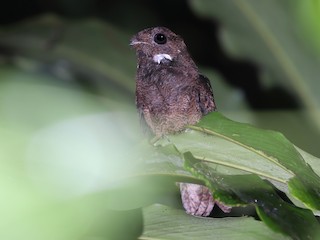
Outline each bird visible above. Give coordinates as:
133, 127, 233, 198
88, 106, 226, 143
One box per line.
130, 27, 216, 136
130, 27, 229, 216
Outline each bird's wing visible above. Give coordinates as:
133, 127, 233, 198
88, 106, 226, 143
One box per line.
137, 104, 154, 137
197, 74, 216, 114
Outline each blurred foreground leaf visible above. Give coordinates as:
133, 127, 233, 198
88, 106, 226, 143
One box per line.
0, 68, 146, 239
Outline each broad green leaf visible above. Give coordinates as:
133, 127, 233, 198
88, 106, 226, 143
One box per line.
223, 110, 320, 158
142, 204, 290, 240
189, 0, 320, 131
157, 112, 320, 211
297, 147, 320, 177
192, 112, 320, 210
183, 152, 320, 240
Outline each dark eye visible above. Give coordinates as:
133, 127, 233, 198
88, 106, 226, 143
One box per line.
154, 33, 167, 44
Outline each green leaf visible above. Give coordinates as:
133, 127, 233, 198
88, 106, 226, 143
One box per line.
189, 112, 320, 210
142, 204, 290, 240
189, 0, 320, 131
183, 152, 320, 240
0, 74, 149, 239
159, 112, 320, 211
223, 110, 320, 158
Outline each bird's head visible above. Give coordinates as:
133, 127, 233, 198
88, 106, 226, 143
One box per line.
130, 27, 188, 64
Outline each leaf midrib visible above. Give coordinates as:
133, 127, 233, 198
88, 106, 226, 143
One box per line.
233, 0, 317, 111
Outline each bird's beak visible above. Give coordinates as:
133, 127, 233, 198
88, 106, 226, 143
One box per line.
130, 36, 149, 47
130, 35, 138, 46
130, 40, 147, 46
129, 40, 139, 46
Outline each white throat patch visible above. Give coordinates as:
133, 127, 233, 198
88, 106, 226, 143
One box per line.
153, 54, 173, 64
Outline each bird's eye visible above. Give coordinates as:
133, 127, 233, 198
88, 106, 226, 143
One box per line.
154, 33, 167, 44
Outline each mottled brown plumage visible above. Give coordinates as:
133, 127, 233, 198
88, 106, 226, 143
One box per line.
130, 27, 216, 137
130, 27, 224, 217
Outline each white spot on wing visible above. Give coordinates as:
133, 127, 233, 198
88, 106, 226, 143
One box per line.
153, 54, 172, 64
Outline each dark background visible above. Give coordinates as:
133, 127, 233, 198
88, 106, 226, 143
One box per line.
0, 0, 298, 110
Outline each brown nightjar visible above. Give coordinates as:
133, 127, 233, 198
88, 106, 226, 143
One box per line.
130, 27, 230, 216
